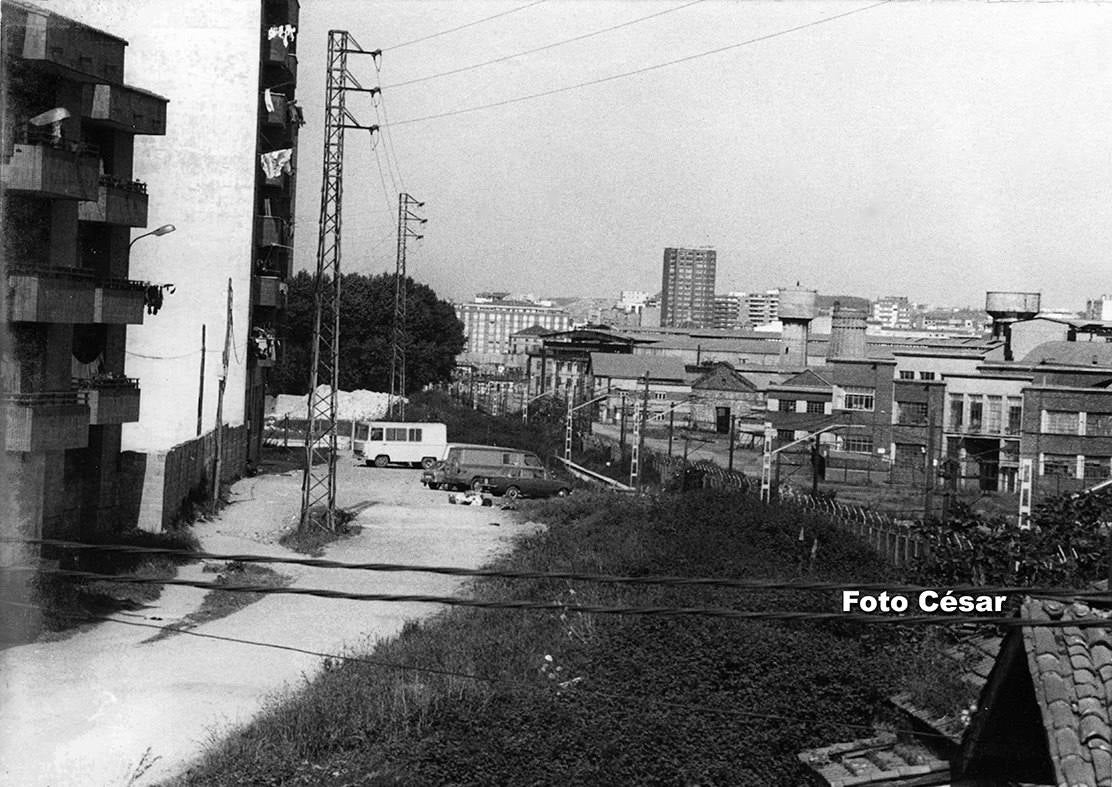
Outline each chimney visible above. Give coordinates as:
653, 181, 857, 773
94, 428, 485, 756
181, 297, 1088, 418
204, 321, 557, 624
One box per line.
829, 301, 868, 359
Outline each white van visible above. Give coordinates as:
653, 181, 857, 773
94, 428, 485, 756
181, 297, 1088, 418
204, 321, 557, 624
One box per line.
352, 422, 448, 468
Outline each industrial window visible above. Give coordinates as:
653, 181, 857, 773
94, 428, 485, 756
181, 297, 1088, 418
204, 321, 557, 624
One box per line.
897, 401, 928, 425
842, 435, 874, 453
385, 428, 407, 441
1086, 413, 1112, 437
1006, 400, 1023, 436
806, 400, 825, 414
986, 396, 1003, 434
1041, 454, 1075, 477
898, 371, 915, 380
408, 428, 423, 442
968, 399, 983, 433
1042, 410, 1080, 435
778, 398, 795, 412
842, 387, 875, 412
776, 429, 794, 444
1084, 456, 1112, 480
919, 372, 936, 381
948, 395, 964, 431
894, 443, 923, 468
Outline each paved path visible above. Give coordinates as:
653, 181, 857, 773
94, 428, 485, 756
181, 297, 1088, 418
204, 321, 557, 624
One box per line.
0, 461, 538, 786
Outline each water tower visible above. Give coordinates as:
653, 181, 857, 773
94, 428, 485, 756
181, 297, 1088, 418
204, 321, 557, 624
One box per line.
985, 291, 1040, 360
778, 285, 817, 367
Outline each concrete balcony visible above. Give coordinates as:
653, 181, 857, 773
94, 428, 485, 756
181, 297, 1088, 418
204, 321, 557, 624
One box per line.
5, 3, 125, 82
257, 216, 288, 247
1, 391, 90, 453
265, 0, 300, 27
263, 37, 297, 81
1, 141, 99, 200
7, 268, 96, 323
94, 279, 148, 324
262, 91, 290, 127
253, 275, 287, 309
77, 177, 149, 226
76, 378, 141, 425
81, 83, 168, 136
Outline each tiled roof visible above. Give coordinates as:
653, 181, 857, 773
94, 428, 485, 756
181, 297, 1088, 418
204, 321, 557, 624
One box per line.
510, 324, 551, 337
796, 733, 950, 786
1021, 598, 1112, 786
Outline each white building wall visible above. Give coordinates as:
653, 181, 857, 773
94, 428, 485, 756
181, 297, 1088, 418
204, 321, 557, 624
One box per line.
47, 0, 262, 452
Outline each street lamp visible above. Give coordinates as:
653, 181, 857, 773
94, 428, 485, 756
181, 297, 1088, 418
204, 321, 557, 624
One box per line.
129, 223, 176, 250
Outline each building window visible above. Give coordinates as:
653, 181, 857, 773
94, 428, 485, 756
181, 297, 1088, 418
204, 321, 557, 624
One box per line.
842, 435, 874, 453
1041, 454, 1076, 477
1084, 456, 1112, 480
968, 398, 983, 433
1006, 400, 1023, 436
986, 396, 1002, 434
776, 429, 795, 444
778, 398, 795, 412
948, 395, 964, 431
842, 387, 875, 411
894, 443, 923, 468
806, 400, 826, 414
919, 371, 936, 381
1043, 410, 1080, 435
1086, 413, 1112, 437
897, 401, 928, 425
898, 370, 915, 380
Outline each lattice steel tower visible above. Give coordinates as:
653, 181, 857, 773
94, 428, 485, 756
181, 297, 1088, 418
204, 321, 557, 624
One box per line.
300, 31, 378, 531
388, 193, 425, 420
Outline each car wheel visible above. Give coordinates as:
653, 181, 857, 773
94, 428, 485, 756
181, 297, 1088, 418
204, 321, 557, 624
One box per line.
471, 477, 486, 492
421, 457, 436, 470
374, 455, 390, 468
505, 486, 521, 501
556, 488, 571, 497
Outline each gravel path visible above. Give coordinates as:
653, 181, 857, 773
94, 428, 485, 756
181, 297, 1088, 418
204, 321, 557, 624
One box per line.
0, 461, 537, 786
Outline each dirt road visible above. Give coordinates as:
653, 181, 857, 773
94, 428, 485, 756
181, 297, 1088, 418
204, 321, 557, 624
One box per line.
0, 461, 538, 786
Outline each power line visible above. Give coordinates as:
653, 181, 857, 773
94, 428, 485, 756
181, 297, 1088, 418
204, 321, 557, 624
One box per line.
382, 0, 707, 90
9, 537, 1112, 601
391, 0, 891, 127
0, 597, 963, 743
372, 89, 408, 196
19, 567, 1112, 628
382, 0, 548, 52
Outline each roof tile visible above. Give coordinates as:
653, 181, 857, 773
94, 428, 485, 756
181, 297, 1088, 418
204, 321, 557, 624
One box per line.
1091, 748, 1112, 785
1059, 753, 1092, 787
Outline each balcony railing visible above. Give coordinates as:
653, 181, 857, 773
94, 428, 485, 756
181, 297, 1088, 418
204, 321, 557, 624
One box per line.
81, 83, 168, 136
7, 267, 97, 323
2, 131, 100, 199
95, 278, 148, 324
1, 391, 90, 452
74, 377, 141, 425
253, 275, 287, 309
77, 175, 149, 226
257, 216, 288, 247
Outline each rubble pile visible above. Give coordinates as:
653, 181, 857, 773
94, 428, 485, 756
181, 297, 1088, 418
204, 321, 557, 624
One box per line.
268, 386, 406, 421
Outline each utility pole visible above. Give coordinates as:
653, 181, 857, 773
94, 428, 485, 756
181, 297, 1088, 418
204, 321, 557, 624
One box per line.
924, 390, 937, 520
668, 408, 675, 457
728, 415, 737, 472
212, 279, 232, 510
619, 391, 627, 458
300, 30, 379, 532
196, 324, 205, 436
629, 374, 649, 492
810, 435, 820, 495
388, 192, 425, 421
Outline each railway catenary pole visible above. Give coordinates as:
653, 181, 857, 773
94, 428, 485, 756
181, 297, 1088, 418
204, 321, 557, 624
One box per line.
300, 31, 379, 532
388, 192, 425, 420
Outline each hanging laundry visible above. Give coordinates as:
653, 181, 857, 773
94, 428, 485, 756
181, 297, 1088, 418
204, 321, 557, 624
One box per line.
267, 24, 297, 46
264, 88, 274, 113
259, 148, 293, 179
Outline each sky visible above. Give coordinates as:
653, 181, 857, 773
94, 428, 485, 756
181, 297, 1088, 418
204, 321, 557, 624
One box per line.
291, 0, 1112, 309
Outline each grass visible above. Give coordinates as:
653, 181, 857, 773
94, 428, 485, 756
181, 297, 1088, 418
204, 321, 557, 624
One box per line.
143, 561, 290, 643
176, 488, 970, 786
278, 507, 360, 556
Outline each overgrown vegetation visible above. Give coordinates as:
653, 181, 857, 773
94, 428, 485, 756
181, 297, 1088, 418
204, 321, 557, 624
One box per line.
279, 507, 359, 556
144, 561, 290, 643
177, 490, 965, 786
35, 527, 201, 635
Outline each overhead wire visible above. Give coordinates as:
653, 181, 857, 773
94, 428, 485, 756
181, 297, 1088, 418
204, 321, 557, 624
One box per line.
382, 0, 708, 90
380, 0, 548, 53
0, 597, 966, 743
16, 566, 1112, 628
390, 0, 891, 127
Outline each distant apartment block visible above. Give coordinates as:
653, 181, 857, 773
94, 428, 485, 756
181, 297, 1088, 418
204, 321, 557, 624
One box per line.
713, 293, 744, 329
618, 290, 648, 311
871, 296, 912, 328
660, 247, 716, 328
455, 296, 570, 355
744, 289, 781, 326
1085, 295, 1112, 321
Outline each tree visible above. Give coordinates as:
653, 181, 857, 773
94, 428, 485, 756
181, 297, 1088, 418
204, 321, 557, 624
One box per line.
271, 271, 465, 395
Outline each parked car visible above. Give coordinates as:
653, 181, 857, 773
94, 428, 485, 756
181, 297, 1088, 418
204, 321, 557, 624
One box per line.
436, 443, 546, 492
477, 466, 572, 500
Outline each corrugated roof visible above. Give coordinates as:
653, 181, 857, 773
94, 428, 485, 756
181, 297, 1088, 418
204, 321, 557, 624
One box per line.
589, 352, 687, 381
1019, 341, 1112, 368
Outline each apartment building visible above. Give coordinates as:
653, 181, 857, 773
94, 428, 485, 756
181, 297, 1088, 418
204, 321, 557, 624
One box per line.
456, 296, 570, 357
712, 293, 744, 329
1, 0, 168, 638
744, 289, 781, 326
660, 247, 716, 328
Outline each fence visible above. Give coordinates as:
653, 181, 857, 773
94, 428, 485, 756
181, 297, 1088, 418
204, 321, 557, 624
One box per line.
263, 415, 357, 449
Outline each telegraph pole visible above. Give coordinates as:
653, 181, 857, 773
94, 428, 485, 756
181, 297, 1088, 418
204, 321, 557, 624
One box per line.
300, 31, 379, 532
728, 415, 737, 472
388, 192, 425, 420
212, 279, 233, 510
629, 374, 649, 492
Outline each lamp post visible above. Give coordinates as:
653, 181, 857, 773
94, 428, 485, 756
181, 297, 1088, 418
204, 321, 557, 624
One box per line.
129, 223, 176, 250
